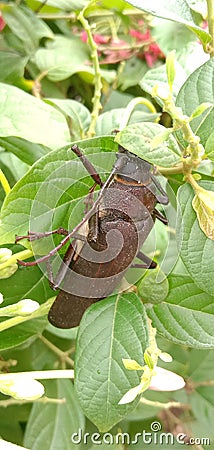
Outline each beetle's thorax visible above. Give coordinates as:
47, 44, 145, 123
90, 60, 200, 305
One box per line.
114, 147, 152, 185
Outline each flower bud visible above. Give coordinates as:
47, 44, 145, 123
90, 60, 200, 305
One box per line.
0, 248, 12, 263
0, 377, 44, 400
159, 352, 173, 363
0, 264, 18, 279
0, 299, 40, 317
16, 299, 40, 316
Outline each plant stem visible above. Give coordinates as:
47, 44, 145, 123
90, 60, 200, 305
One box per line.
0, 369, 74, 381
207, 0, 214, 56
32, 70, 49, 99
0, 396, 66, 407
119, 97, 157, 131
39, 335, 74, 367
140, 397, 190, 410
157, 163, 183, 175
193, 379, 214, 387
38, 13, 76, 20
0, 169, 11, 195
185, 173, 204, 192
0, 298, 55, 332
78, 7, 102, 137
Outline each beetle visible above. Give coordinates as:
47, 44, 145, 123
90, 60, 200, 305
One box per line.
16, 144, 168, 328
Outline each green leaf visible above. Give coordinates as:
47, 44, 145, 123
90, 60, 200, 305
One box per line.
95, 109, 159, 136
176, 59, 214, 149
118, 57, 148, 91
0, 152, 29, 184
0, 317, 47, 351
125, 0, 211, 47
0, 137, 117, 244
1, 4, 53, 54
114, 123, 181, 167
205, 132, 214, 161
0, 137, 50, 165
147, 274, 214, 347
151, 20, 209, 79
176, 182, 214, 296
167, 274, 214, 314
190, 387, 214, 429
24, 379, 85, 449
0, 258, 53, 307
35, 35, 91, 82
150, 128, 173, 150
46, 98, 91, 140
88, 444, 123, 450
0, 83, 70, 149
35, 35, 115, 83
140, 62, 187, 105
0, 51, 28, 82
75, 293, 149, 432
190, 102, 213, 121
189, 349, 214, 382
138, 268, 169, 304
148, 305, 214, 348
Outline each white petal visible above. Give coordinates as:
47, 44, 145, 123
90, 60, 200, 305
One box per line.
119, 384, 142, 405
150, 367, 185, 391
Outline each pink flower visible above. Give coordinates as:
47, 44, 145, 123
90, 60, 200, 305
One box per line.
0, 14, 6, 32
144, 43, 164, 67
129, 29, 150, 42
80, 31, 109, 44
80, 30, 88, 42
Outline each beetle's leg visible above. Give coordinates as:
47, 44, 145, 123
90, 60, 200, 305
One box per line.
71, 144, 103, 187
87, 209, 100, 243
15, 227, 70, 244
46, 258, 55, 287
156, 194, 169, 205
131, 251, 157, 269
153, 208, 168, 225
16, 233, 86, 267
53, 240, 78, 290
84, 182, 99, 213
150, 174, 169, 205
36, 238, 83, 290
